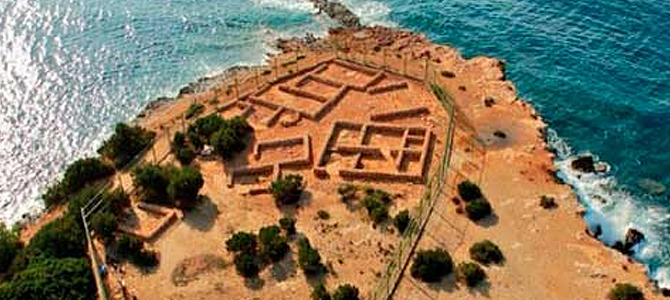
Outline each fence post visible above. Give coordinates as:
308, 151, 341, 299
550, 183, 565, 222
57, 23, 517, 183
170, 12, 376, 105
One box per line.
403, 54, 407, 76
234, 76, 239, 99
181, 114, 186, 132
151, 145, 157, 163
423, 58, 428, 82
382, 48, 387, 69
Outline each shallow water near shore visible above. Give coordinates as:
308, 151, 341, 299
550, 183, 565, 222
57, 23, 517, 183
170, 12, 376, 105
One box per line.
1, 0, 669, 289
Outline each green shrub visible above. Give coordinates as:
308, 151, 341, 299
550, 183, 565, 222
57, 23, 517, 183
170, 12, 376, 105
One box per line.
394, 209, 411, 234
0, 258, 94, 300
279, 217, 296, 235
226, 232, 258, 254
98, 123, 155, 168
210, 126, 242, 159
172, 132, 196, 165
297, 237, 324, 275
364, 188, 391, 204
132, 164, 172, 202
370, 206, 389, 224
90, 212, 118, 243
0, 224, 21, 274
540, 195, 558, 209
270, 174, 304, 206
42, 157, 114, 208
457, 262, 486, 287
311, 282, 331, 300
185, 103, 205, 119
233, 252, 261, 278
337, 183, 357, 201
469, 240, 504, 265
62, 158, 114, 194
176, 147, 196, 165
410, 248, 453, 282
26, 216, 85, 260
317, 210, 331, 220
332, 284, 360, 300
457, 180, 482, 202
167, 166, 204, 207
187, 114, 226, 149
104, 188, 131, 215
465, 198, 492, 221
258, 225, 289, 262
607, 283, 643, 300
117, 234, 143, 258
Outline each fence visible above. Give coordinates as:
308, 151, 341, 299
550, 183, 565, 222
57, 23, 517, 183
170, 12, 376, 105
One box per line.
331, 49, 458, 300
79, 41, 461, 300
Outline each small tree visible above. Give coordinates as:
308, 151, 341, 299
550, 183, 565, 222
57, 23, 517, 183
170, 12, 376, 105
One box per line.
62, 158, 114, 193
317, 210, 331, 220
457, 180, 482, 202
90, 212, 118, 243
132, 164, 171, 202
187, 114, 226, 149
258, 225, 289, 262
104, 188, 131, 215
167, 166, 204, 207
465, 198, 492, 221
98, 123, 155, 168
185, 103, 205, 119
0, 224, 22, 274
337, 183, 357, 201
540, 195, 558, 209
410, 248, 453, 282
270, 174, 304, 206
457, 262, 486, 287
233, 252, 261, 278
469, 240, 504, 265
279, 217, 296, 236
297, 237, 324, 275
370, 206, 389, 224
394, 209, 411, 234
0, 258, 95, 300
27, 216, 85, 260
117, 234, 143, 259
311, 282, 331, 300
225, 232, 258, 254
607, 283, 643, 300
332, 284, 360, 300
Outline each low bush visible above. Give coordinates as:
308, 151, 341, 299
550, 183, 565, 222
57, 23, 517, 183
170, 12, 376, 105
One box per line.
0, 257, 94, 300
0, 224, 21, 274
540, 195, 558, 209
337, 183, 357, 201
26, 216, 85, 261
98, 123, 155, 168
362, 190, 391, 224
297, 237, 324, 275
317, 210, 330, 220
457, 180, 482, 202
116, 234, 158, 268
103, 188, 131, 215
225, 232, 258, 254
210, 116, 252, 159
90, 212, 118, 243
233, 252, 261, 278
270, 174, 304, 206
279, 217, 296, 236
258, 225, 289, 262
469, 240, 504, 265
167, 166, 204, 207
394, 209, 411, 234
410, 248, 453, 282
457, 262, 486, 287
62, 158, 114, 194
311, 282, 331, 300
607, 283, 643, 300
185, 103, 205, 119
172, 132, 195, 165
465, 198, 492, 221
132, 164, 172, 203
332, 284, 360, 300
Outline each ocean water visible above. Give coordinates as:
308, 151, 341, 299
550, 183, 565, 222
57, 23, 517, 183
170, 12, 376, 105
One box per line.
1, 0, 669, 288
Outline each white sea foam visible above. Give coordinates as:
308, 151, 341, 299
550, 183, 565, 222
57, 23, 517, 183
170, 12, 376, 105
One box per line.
340, 0, 396, 27
248, 0, 317, 14
547, 128, 670, 288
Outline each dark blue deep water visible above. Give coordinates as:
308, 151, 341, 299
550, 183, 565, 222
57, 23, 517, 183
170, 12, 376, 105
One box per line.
0, 0, 668, 287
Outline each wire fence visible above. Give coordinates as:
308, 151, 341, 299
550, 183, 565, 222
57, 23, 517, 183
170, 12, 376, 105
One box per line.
80, 42, 461, 300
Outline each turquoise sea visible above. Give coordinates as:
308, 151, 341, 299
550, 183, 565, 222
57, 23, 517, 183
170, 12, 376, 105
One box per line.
1, 0, 668, 288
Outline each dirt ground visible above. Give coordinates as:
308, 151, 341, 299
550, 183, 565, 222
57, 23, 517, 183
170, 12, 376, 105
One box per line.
113, 58, 451, 300
95, 27, 661, 300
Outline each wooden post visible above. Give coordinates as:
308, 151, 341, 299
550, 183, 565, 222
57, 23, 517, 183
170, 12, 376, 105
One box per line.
234, 76, 239, 99
403, 54, 407, 76
181, 114, 186, 132
151, 145, 157, 163
382, 48, 387, 69
423, 58, 428, 82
